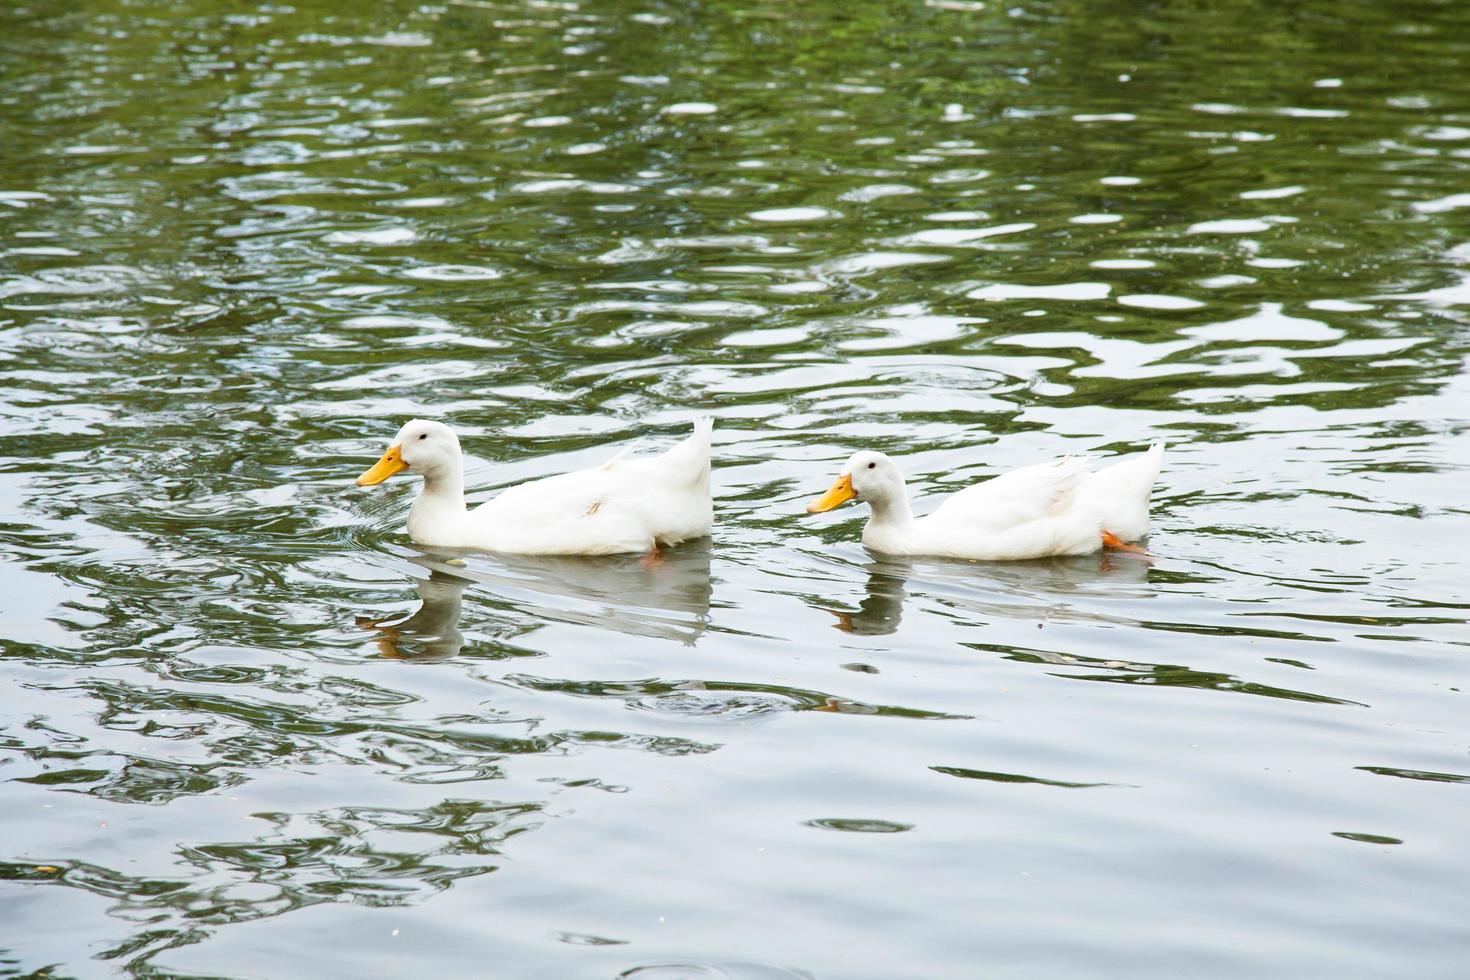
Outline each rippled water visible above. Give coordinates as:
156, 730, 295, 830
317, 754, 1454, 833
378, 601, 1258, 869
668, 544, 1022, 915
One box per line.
3, 0, 1469, 975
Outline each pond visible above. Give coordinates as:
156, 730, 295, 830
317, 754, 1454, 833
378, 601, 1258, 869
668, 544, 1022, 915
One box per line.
1, 0, 1467, 976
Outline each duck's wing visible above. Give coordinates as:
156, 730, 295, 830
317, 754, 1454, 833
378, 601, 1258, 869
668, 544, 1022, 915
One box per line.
473, 467, 646, 552
471, 419, 715, 555
482, 467, 606, 522
930, 456, 1091, 532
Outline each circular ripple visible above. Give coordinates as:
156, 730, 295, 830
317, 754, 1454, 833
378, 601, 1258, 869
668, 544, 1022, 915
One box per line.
634, 692, 796, 721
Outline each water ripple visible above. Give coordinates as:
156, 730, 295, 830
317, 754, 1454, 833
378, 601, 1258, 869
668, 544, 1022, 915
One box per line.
2, 0, 1468, 975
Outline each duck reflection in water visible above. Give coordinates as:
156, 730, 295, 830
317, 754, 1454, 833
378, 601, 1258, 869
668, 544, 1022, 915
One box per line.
361, 541, 715, 657
828, 566, 909, 635
358, 567, 470, 661
821, 551, 1155, 637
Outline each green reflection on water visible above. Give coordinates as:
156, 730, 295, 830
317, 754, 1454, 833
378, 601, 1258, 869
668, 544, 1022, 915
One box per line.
2, 0, 1469, 975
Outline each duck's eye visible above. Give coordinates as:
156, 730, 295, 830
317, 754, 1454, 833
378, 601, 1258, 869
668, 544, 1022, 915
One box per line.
418, 433, 428, 440
867, 461, 876, 469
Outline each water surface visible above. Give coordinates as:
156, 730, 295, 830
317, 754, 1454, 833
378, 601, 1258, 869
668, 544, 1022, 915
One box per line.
2, 0, 1468, 976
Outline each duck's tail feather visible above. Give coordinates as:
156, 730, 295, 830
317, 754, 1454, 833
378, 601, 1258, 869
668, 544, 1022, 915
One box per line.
651, 416, 714, 486
1095, 441, 1164, 486
601, 418, 714, 471
1083, 442, 1164, 541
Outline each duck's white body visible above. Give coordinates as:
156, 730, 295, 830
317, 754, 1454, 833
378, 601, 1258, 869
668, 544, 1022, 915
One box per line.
808, 444, 1163, 561
359, 419, 713, 556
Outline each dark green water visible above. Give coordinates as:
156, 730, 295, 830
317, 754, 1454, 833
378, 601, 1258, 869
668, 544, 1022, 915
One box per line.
2, 0, 1468, 976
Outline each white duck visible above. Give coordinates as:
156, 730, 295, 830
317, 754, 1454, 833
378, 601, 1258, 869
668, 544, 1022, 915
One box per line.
806, 444, 1163, 561
357, 418, 713, 556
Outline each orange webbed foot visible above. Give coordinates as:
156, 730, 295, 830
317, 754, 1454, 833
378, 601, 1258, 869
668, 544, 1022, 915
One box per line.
1101, 530, 1152, 558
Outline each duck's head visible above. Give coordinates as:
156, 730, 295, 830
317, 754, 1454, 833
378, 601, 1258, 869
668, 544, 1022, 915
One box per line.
806, 450, 905, 513
356, 419, 462, 487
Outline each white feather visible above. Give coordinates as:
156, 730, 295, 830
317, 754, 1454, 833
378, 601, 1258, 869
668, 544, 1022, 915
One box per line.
811, 443, 1164, 561
364, 419, 714, 556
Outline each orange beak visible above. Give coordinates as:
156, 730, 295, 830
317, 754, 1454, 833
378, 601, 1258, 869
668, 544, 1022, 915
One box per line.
357, 444, 407, 486
806, 473, 856, 513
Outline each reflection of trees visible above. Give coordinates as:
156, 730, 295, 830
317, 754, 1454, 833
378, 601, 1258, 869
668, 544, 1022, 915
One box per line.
6, 725, 724, 963
0, 797, 546, 962
505, 672, 970, 721
987, 642, 1365, 707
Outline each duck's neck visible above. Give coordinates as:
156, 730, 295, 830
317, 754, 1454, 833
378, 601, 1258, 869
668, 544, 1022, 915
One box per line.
407, 464, 467, 543
864, 484, 916, 533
